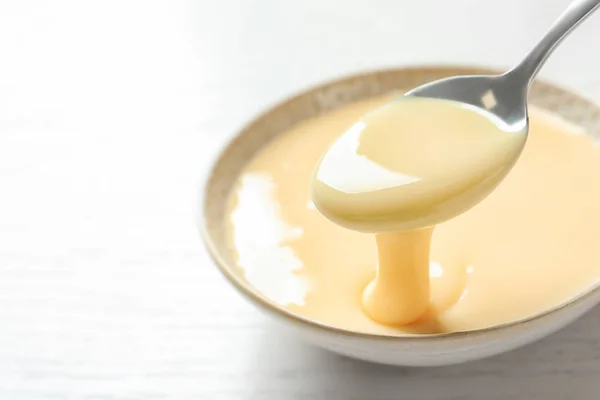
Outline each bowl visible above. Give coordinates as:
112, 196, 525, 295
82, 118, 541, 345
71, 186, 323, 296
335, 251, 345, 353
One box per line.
198, 66, 600, 366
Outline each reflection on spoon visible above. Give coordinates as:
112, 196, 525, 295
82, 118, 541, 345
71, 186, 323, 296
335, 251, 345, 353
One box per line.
317, 121, 421, 194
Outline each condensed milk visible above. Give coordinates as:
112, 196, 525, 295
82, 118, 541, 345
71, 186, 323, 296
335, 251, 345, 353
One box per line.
226, 93, 600, 335
312, 97, 526, 233
312, 97, 526, 325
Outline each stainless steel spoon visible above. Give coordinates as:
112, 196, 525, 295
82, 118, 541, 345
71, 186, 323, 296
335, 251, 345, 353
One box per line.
406, 0, 600, 133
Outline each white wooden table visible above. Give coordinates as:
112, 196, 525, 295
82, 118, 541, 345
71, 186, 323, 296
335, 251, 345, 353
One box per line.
1, 0, 600, 398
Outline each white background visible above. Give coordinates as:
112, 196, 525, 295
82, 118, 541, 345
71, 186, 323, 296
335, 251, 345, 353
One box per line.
1, 0, 600, 398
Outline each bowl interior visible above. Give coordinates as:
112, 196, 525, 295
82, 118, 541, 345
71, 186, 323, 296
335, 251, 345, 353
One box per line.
200, 66, 600, 337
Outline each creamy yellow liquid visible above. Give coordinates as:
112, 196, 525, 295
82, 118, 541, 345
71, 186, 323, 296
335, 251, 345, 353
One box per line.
312, 98, 526, 233
226, 94, 600, 334
312, 97, 527, 325
362, 229, 433, 325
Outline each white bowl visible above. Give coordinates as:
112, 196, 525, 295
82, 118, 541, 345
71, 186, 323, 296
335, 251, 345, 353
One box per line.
198, 66, 600, 366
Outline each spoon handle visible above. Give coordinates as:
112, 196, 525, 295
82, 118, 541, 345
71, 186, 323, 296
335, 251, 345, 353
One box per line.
510, 0, 600, 87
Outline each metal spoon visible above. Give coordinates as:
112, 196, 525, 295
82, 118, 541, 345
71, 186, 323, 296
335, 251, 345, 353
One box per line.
406, 0, 600, 133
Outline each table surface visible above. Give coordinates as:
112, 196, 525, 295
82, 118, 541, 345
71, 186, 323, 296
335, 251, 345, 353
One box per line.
2, 0, 600, 398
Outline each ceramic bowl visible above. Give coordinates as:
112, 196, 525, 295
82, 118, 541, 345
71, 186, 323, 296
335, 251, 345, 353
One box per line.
198, 66, 600, 367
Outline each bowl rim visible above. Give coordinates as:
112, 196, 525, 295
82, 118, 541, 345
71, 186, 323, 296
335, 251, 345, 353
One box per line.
197, 64, 600, 341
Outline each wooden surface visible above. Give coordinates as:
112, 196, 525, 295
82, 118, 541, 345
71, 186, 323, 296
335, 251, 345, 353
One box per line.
2, 0, 600, 398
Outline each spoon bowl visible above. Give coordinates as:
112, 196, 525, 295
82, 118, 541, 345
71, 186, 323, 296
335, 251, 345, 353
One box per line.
311, 93, 528, 233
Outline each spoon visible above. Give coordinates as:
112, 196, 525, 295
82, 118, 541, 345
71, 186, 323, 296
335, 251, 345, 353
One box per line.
312, 0, 600, 233
406, 0, 600, 134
